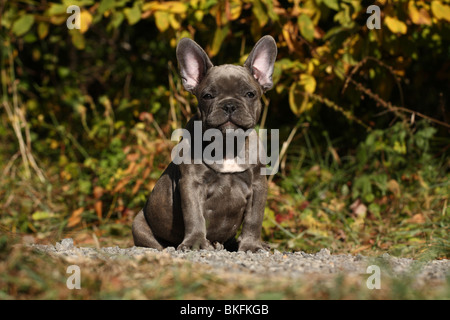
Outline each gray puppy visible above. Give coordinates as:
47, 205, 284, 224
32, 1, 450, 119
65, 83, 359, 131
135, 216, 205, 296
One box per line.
132, 36, 277, 252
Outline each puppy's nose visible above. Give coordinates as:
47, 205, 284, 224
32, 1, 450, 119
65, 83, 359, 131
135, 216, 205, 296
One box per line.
222, 103, 237, 115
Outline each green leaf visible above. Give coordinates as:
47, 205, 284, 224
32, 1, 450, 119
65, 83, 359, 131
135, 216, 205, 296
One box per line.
48, 3, 67, 15
109, 12, 124, 30
322, 0, 339, 11
12, 14, 34, 36
210, 25, 230, 57
63, 0, 94, 7
70, 30, 85, 49
98, 0, 116, 15
32, 211, 53, 221
124, 3, 142, 25
261, 0, 278, 22
252, 0, 268, 27
37, 22, 49, 39
298, 14, 315, 42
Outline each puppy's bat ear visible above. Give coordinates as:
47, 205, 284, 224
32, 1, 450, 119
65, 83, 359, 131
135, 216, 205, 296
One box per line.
176, 38, 213, 93
244, 35, 277, 92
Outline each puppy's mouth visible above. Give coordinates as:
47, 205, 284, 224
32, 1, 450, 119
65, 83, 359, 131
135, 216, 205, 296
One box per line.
219, 120, 239, 130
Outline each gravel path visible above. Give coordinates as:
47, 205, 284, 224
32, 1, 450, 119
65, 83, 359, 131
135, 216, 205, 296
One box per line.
31, 238, 449, 286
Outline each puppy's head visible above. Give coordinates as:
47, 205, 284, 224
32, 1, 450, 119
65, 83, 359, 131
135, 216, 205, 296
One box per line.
176, 36, 277, 133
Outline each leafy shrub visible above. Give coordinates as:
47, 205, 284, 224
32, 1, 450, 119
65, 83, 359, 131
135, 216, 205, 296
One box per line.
0, 0, 448, 256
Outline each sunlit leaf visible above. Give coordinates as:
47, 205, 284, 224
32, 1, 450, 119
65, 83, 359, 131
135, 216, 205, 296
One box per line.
252, 0, 268, 27
408, 1, 431, 25
229, 0, 242, 20
431, 1, 450, 22
289, 81, 314, 116
80, 10, 93, 33
299, 74, 316, 94
210, 25, 229, 57
32, 211, 53, 221
12, 14, 34, 36
124, 3, 142, 25
154, 10, 169, 31
385, 16, 407, 34
322, 0, 339, 11
169, 13, 181, 30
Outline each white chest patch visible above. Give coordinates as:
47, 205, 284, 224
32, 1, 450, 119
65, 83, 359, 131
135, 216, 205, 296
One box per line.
215, 158, 248, 173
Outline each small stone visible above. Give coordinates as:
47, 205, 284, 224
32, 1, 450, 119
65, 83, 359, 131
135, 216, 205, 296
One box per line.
354, 254, 364, 261
318, 248, 331, 256
165, 246, 176, 253
56, 238, 74, 251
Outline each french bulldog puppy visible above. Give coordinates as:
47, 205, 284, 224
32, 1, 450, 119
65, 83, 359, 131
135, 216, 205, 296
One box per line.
132, 36, 277, 252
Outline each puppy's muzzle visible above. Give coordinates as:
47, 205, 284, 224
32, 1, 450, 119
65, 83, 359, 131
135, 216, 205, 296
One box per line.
222, 103, 237, 115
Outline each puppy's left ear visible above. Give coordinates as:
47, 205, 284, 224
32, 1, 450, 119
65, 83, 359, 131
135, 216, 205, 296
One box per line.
244, 35, 277, 92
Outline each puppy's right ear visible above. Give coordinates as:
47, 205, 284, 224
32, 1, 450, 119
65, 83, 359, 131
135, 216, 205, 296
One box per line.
176, 38, 213, 93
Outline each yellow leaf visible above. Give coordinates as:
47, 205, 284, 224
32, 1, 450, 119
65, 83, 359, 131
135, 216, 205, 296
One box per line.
154, 11, 169, 32
300, 74, 316, 94
431, 1, 450, 22
385, 16, 407, 34
289, 82, 314, 116
194, 10, 204, 22
168, 13, 181, 30
229, 0, 242, 20
408, 1, 431, 25
143, 1, 187, 14
80, 10, 92, 34
166, 1, 187, 14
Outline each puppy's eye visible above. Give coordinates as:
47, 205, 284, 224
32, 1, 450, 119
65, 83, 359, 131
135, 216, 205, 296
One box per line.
245, 92, 255, 98
202, 93, 214, 100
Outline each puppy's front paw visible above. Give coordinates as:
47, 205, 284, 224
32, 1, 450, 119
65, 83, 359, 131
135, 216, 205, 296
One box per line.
212, 241, 224, 250
177, 238, 214, 251
237, 239, 268, 253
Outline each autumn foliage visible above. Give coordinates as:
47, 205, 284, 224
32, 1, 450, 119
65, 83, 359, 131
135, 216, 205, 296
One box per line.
0, 0, 449, 257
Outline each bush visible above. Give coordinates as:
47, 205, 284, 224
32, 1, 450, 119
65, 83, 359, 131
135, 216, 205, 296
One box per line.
1, 0, 448, 256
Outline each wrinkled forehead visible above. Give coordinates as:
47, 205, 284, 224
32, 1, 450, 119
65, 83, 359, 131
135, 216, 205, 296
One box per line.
198, 65, 260, 94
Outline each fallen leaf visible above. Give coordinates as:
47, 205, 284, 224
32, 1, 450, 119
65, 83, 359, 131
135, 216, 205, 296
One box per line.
407, 213, 426, 224
67, 207, 84, 228
95, 201, 103, 220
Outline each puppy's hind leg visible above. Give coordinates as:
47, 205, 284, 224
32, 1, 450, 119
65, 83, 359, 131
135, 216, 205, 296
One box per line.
132, 210, 164, 250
